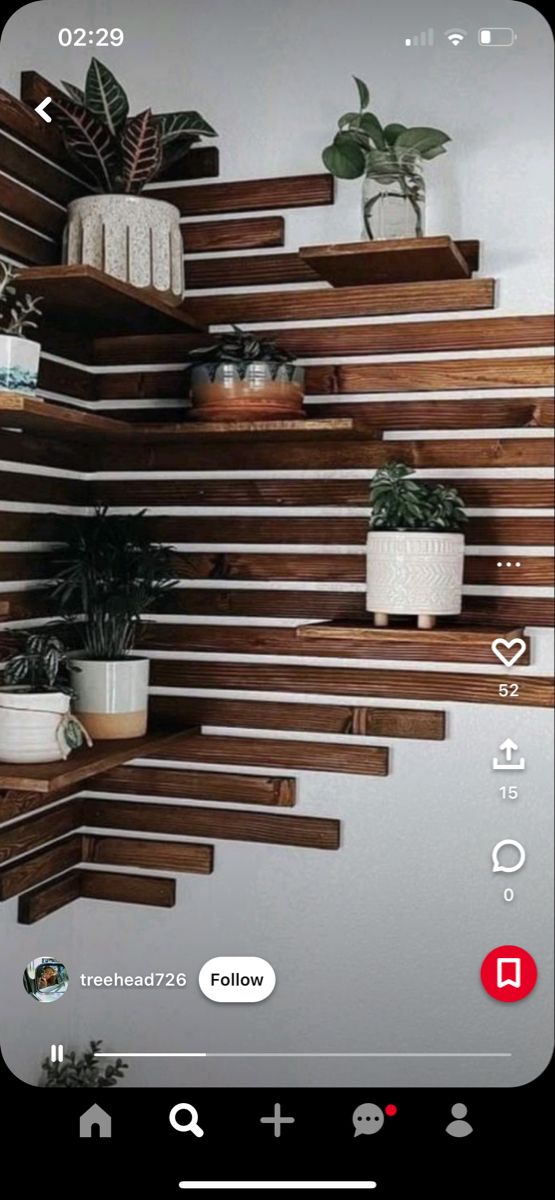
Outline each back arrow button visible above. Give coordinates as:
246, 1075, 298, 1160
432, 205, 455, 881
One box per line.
35, 97, 53, 123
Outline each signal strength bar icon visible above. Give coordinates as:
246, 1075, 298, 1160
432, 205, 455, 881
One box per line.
445, 28, 467, 46
405, 28, 434, 46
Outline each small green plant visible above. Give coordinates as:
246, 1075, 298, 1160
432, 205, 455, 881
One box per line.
0, 261, 42, 337
53, 57, 217, 193
189, 325, 294, 368
3, 631, 75, 693
369, 463, 467, 532
52, 506, 177, 659
322, 76, 450, 181
40, 1040, 128, 1088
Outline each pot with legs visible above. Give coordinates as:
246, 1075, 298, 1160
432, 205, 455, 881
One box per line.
366, 530, 465, 629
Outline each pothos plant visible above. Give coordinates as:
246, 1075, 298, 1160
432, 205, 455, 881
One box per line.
369, 463, 467, 532
52, 57, 217, 193
323, 77, 450, 236
0, 262, 42, 338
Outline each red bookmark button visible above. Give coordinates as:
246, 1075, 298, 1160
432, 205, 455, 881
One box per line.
480, 945, 537, 1002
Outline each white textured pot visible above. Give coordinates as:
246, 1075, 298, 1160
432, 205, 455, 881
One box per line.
64, 194, 184, 299
0, 690, 72, 763
71, 657, 150, 740
0, 333, 41, 393
366, 531, 465, 628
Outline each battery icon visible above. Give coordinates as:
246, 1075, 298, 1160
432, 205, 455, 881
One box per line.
479, 28, 516, 45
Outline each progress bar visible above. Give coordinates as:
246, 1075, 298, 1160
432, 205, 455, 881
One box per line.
95, 1051, 511, 1058
178, 1184, 377, 1191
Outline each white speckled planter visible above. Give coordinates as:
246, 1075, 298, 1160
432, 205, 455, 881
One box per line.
366, 531, 465, 628
64, 194, 184, 299
71, 657, 150, 740
0, 333, 41, 393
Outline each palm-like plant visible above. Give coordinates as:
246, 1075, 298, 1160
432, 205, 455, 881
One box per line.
52, 507, 177, 659
369, 463, 467, 532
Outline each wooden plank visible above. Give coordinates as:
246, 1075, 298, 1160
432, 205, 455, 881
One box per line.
0, 589, 57, 621
18, 869, 81, 923
0, 512, 68, 540
1, 800, 81, 863
304, 358, 554, 395
153, 731, 389, 776
96, 435, 552, 472
93, 332, 211, 365
0, 729, 193, 794
93, 766, 295, 807
299, 236, 473, 286
188, 278, 496, 323
0, 429, 89, 471
85, 796, 341, 850
0, 784, 77, 825
0, 834, 81, 900
39, 357, 96, 402
140, 621, 531, 665
464, 556, 554, 586
0, 129, 84, 204
149, 660, 554, 708
153, 174, 334, 216
81, 834, 214, 874
182, 216, 285, 254
143, 514, 553, 547
0, 84, 83, 171
185, 240, 479, 290
307, 397, 554, 430
0, 172, 64, 238
149, 695, 446, 740
0, 213, 57, 266
15, 266, 205, 335
0, 470, 83, 505
94, 477, 554, 510
79, 869, 176, 907
255, 315, 555, 358
0, 393, 137, 442
153, 589, 554, 625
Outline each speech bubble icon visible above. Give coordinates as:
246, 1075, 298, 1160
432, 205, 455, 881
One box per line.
492, 839, 526, 874
352, 1103, 384, 1136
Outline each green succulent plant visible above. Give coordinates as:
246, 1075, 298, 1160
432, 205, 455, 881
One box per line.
40, 1040, 128, 1088
188, 326, 295, 368
369, 463, 467, 532
52, 57, 217, 193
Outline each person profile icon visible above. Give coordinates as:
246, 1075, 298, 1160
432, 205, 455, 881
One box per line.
446, 1103, 473, 1138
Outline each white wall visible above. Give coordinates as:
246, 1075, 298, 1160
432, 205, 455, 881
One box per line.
0, 0, 553, 1089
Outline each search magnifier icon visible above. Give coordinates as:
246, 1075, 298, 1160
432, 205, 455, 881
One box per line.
169, 1102, 204, 1137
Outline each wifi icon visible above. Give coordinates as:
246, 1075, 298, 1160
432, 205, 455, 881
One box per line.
445, 28, 467, 46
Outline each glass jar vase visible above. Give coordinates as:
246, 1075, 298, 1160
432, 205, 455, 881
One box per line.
362, 150, 425, 240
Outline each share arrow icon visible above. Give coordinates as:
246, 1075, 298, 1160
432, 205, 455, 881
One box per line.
35, 97, 53, 123
493, 738, 526, 771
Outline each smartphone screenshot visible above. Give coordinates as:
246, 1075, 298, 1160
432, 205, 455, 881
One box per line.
0, 0, 553, 1191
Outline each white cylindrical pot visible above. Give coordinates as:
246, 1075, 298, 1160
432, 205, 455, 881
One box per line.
0, 334, 41, 393
0, 690, 71, 763
366, 531, 465, 617
64, 195, 184, 299
71, 658, 150, 740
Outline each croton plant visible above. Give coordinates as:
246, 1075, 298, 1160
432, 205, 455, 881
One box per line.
52, 58, 217, 193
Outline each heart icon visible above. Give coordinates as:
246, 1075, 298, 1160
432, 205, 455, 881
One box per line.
491, 637, 527, 668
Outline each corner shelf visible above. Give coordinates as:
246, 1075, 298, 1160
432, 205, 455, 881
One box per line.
15, 265, 205, 336
0, 726, 196, 794
298, 236, 478, 288
296, 621, 530, 665
0, 396, 379, 444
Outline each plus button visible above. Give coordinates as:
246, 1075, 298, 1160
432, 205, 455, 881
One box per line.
260, 1102, 295, 1137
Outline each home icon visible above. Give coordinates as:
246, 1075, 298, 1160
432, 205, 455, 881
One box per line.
79, 1103, 112, 1138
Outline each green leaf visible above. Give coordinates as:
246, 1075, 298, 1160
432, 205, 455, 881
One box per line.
121, 109, 162, 193
358, 112, 386, 148
61, 81, 85, 103
353, 76, 370, 111
322, 133, 366, 180
420, 143, 447, 161
395, 126, 451, 154
337, 111, 361, 130
383, 123, 406, 145
85, 58, 129, 135
51, 93, 118, 189
155, 111, 217, 143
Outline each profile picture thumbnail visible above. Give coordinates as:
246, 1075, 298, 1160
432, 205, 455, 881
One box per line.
23, 957, 69, 1003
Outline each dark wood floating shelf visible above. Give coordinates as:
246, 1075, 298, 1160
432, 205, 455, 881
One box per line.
296, 621, 530, 665
298, 236, 478, 288
15, 266, 205, 336
0, 397, 379, 444
0, 726, 194, 794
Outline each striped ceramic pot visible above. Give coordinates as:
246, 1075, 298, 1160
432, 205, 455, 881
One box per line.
64, 194, 184, 300
71, 658, 150, 740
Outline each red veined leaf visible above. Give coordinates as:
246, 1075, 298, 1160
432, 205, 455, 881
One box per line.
51, 93, 118, 190
120, 109, 162, 193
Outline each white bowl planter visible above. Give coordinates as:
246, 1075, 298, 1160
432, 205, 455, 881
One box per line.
0, 333, 41, 393
64, 195, 184, 300
366, 531, 465, 629
71, 657, 150, 740
0, 690, 74, 763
